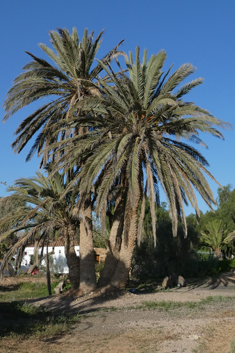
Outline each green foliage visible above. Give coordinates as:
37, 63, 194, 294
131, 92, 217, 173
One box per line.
0, 279, 63, 302
214, 259, 235, 272
0, 242, 7, 258
127, 296, 234, 312
2, 27, 232, 290
0, 169, 80, 275
0, 196, 26, 254
133, 241, 220, 279
200, 219, 230, 253
198, 185, 235, 257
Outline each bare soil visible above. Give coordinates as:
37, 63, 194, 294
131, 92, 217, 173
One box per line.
1, 273, 235, 353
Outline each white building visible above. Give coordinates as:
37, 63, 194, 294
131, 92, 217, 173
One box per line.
20, 239, 80, 274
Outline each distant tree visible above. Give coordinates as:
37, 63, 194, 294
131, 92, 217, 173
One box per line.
217, 184, 233, 206
217, 186, 235, 233
200, 219, 235, 258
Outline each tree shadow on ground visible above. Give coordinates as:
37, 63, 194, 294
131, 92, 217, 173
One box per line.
0, 284, 20, 292
27, 288, 127, 315
0, 289, 128, 343
0, 255, 130, 342
0, 301, 47, 337
186, 272, 235, 290
206, 272, 235, 289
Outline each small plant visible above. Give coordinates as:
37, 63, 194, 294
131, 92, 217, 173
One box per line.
187, 302, 196, 309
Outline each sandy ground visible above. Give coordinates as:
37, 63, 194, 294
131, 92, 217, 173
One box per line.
1, 273, 235, 353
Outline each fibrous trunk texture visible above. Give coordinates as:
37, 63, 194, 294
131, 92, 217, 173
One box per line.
64, 223, 80, 290
98, 192, 126, 288
79, 197, 96, 294
46, 240, 52, 296
137, 185, 147, 246
111, 186, 140, 289
213, 249, 223, 260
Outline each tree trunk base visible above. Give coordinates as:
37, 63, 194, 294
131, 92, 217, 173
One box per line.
79, 282, 96, 295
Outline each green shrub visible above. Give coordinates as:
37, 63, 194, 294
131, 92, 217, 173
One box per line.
218, 260, 231, 272
229, 259, 235, 269
132, 241, 220, 280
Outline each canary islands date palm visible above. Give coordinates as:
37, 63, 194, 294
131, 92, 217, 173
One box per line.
3, 27, 124, 163
3, 27, 124, 293
0, 170, 80, 289
70, 47, 228, 288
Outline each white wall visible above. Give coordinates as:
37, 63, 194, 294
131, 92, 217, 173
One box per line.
20, 246, 80, 274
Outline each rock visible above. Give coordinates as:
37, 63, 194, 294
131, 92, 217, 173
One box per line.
54, 277, 65, 294
162, 276, 172, 289
162, 274, 187, 289
178, 275, 187, 287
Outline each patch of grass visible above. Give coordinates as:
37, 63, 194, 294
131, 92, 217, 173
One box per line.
104, 295, 235, 313
0, 279, 70, 302
140, 296, 235, 311
142, 300, 183, 311
100, 306, 117, 312
0, 301, 81, 340
231, 337, 235, 353
200, 295, 233, 304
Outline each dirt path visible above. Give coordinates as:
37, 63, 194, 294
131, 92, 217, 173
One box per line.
1, 274, 235, 353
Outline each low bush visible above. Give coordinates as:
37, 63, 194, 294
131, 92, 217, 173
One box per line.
132, 241, 221, 280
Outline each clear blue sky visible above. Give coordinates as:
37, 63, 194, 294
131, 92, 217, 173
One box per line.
0, 0, 235, 215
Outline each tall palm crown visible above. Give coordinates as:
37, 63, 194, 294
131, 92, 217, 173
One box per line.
3, 28, 124, 165
68, 47, 228, 240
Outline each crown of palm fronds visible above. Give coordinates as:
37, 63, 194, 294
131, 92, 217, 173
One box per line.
3, 28, 125, 166
0, 169, 80, 275
60, 47, 230, 239
201, 219, 235, 251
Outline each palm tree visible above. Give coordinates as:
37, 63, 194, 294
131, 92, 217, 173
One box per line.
3, 27, 124, 163
0, 170, 80, 289
67, 47, 229, 288
200, 220, 235, 258
3, 27, 125, 293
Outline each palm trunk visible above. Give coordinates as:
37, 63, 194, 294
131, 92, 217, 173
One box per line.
46, 240, 52, 296
213, 249, 223, 260
137, 185, 147, 246
98, 191, 126, 288
111, 186, 140, 289
64, 224, 80, 290
79, 196, 96, 294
